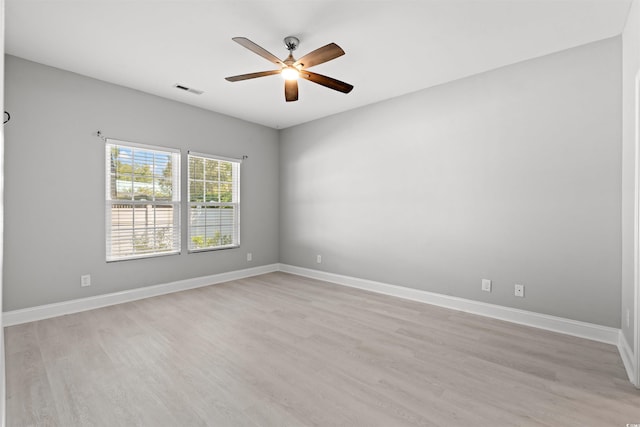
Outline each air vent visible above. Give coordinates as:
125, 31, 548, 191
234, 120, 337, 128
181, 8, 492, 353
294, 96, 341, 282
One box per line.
173, 84, 204, 95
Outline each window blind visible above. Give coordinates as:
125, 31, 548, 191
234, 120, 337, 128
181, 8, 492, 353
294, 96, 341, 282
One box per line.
105, 139, 181, 261
187, 152, 240, 252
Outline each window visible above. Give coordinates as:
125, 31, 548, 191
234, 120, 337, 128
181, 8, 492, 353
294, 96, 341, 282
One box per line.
188, 152, 240, 251
105, 140, 181, 261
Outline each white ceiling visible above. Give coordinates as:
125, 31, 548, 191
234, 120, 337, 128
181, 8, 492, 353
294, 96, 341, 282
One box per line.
5, 0, 632, 129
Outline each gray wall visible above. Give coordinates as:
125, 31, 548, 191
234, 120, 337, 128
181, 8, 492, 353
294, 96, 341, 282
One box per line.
3, 55, 280, 311
621, 0, 640, 349
280, 37, 622, 327
3, 36, 625, 330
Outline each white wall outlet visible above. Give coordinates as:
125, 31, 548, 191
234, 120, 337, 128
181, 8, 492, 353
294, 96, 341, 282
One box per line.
316, 254, 322, 264
81, 274, 91, 287
514, 284, 524, 297
247, 252, 252, 262
481, 279, 491, 292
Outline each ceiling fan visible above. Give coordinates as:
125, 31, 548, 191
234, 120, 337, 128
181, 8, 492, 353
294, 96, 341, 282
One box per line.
225, 36, 354, 102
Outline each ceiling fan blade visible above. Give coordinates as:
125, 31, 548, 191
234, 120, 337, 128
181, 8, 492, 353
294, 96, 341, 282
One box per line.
232, 37, 285, 66
293, 43, 345, 69
285, 79, 298, 102
225, 70, 281, 82
300, 71, 353, 94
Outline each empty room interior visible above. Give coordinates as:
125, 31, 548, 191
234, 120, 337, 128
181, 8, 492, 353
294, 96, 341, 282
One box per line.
3, 0, 640, 425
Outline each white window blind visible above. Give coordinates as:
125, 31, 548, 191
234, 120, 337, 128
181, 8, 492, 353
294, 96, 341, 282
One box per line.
105, 139, 181, 261
188, 152, 240, 252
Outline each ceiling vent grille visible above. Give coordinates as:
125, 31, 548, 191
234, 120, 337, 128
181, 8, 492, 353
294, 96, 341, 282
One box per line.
173, 84, 204, 95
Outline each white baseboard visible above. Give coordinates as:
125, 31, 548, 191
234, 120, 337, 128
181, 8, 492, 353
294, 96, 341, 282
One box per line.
4, 262, 632, 388
279, 264, 620, 345
3, 263, 280, 326
618, 332, 637, 384
2, 262, 622, 348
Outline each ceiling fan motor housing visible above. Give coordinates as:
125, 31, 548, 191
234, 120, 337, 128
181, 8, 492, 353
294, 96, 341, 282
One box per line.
284, 36, 300, 52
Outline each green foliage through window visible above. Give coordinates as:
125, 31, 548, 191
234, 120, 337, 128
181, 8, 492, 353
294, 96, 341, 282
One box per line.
190, 232, 233, 249
110, 146, 174, 201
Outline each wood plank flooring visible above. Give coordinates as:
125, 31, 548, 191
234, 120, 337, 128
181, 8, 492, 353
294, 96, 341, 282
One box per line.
5, 272, 640, 426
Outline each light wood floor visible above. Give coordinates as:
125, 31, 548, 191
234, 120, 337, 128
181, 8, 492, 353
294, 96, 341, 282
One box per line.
5, 272, 640, 426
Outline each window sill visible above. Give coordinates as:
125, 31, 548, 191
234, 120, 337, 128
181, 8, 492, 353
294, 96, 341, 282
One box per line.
106, 251, 181, 263
188, 245, 239, 254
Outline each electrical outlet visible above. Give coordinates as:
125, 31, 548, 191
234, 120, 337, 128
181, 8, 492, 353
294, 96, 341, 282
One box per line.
316, 254, 322, 264
514, 284, 524, 297
481, 279, 491, 292
81, 274, 91, 287
247, 252, 252, 262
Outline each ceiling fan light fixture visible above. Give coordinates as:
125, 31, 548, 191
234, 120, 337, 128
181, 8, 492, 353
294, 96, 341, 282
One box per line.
225, 36, 353, 101
281, 66, 299, 81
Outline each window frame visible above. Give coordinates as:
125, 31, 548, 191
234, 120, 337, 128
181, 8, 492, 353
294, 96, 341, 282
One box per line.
187, 151, 241, 253
105, 139, 181, 262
